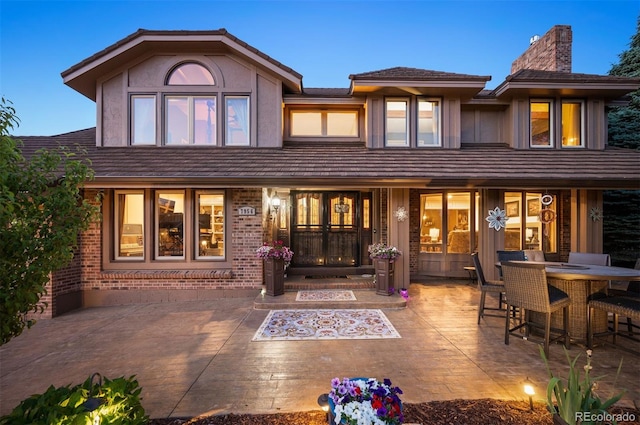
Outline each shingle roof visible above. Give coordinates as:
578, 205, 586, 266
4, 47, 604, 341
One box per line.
349, 67, 491, 82
505, 69, 640, 84
15, 128, 640, 190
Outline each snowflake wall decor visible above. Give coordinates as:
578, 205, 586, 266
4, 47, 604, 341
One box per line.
589, 207, 603, 222
394, 206, 409, 222
486, 207, 508, 231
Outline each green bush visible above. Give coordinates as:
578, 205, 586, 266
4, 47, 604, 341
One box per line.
0, 374, 149, 425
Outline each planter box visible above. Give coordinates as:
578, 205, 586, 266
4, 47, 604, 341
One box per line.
374, 259, 395, 296
264, 258, 285, 296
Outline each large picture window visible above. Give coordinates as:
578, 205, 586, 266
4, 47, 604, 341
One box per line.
110, 189, 225, 265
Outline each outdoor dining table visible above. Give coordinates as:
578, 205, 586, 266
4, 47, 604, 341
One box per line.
511, 261, 640, 343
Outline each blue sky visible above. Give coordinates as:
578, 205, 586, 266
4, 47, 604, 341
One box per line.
1, 0, 638, 136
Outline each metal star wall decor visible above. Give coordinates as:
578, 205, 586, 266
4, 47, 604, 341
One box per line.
486, 207, 508, 231
394, 206, 408, 222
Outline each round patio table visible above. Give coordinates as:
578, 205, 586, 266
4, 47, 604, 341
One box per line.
526, 262, 640, 343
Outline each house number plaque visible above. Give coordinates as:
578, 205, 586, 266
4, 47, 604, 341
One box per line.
238, 206, 256, 216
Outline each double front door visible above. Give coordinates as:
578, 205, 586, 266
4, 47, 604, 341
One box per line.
290, 191, 371, 267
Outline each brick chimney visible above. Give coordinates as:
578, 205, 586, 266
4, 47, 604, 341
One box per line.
511, 25, 572, 74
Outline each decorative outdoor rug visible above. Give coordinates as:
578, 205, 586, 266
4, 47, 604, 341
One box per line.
252, 309, 401, 341
295, 290, 356, 301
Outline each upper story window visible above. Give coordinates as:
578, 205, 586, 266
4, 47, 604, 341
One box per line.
561, 100, 584, 147
167, 63, 215, 85
385, 99, 409, 146
530, 99, 584, 148
166, 96, 217, 145
418, 99, 441, 147
288, 109, 360, 139
386, 98, 442, 147
530, 100, 553, 147
130, 61, 251, 146
226, 96, 250, 146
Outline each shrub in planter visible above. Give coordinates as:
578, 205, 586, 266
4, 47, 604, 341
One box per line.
0, 374, 148, 425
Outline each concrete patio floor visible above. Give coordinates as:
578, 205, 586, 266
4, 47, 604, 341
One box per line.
0, 280, 638, 419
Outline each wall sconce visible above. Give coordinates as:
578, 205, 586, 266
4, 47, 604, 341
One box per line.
523, 377, 535, 411
270, 196, 281, 220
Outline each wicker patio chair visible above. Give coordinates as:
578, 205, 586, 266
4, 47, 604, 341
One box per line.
496, 250, 526, 279
501, 261, 571, 357
588, 296, 640, 350
471, 253, 505, 324
606, 258, 640, 333
567, 252, 611, 266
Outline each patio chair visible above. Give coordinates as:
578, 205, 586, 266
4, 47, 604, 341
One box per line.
607, 258, 640, 333
588, 296, 640, 350
501, 261, 571, 357
567, 252, 611, 266
496, 250, 526, 279
471, 253, 505, 324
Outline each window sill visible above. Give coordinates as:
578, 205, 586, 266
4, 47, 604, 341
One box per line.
101, 269, 233, 280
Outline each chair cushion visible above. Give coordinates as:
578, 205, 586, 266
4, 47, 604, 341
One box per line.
590, 297, 640, 320
548, 285, 570, 305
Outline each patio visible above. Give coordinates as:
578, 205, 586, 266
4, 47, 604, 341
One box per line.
0, 279, 638, 420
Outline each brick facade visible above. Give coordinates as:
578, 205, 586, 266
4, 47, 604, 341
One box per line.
38, 188, 265, 315
511, 25, 572, 74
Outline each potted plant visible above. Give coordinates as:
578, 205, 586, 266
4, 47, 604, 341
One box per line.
368, 242, 402, 296
539, 346, 624, 425
256, 240, 293, 296
328, 377, 403, 425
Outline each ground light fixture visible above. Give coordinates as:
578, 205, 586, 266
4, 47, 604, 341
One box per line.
523, 377, 535, 411
82, 373, 105, 424
317, 393, 333, 424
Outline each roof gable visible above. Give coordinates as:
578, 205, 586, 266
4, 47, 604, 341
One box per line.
62, 29, 303, 100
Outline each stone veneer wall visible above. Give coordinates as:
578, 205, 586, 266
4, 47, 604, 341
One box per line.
511, 25, 572, 74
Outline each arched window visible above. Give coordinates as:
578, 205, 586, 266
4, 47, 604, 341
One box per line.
167, 63, 214, 85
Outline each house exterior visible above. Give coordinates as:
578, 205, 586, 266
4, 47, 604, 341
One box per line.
19, 25, 640, 317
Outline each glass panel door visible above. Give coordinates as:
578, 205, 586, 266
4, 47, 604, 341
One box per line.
291, 191, 360, 267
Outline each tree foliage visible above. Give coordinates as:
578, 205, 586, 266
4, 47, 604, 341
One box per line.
608, 16, 640, 150
0, 98, 99, 345
605, 16, 640, 266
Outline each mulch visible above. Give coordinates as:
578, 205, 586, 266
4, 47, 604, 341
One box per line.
148, 399, 640, 424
